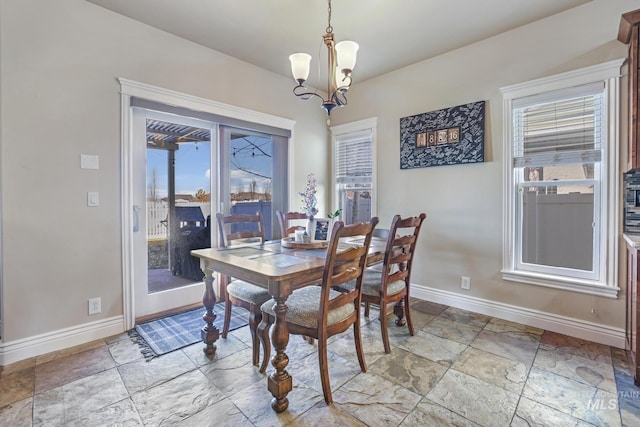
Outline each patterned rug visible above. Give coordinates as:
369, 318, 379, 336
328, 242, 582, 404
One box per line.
130, 302, 248, 359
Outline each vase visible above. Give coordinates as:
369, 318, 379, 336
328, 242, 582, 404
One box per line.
306, 216, 315, 241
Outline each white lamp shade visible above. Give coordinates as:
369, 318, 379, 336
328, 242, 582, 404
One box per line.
289, 53, 312, 82
335, 41, 359, 72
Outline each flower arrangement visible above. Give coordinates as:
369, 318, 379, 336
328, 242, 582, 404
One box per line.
299, 173, 319, 216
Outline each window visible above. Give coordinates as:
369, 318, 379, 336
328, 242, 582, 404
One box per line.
501, 60, 623, 298
331, 118, 377, 225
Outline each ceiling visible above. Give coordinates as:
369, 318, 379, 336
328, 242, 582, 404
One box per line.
86, 0, 591, 84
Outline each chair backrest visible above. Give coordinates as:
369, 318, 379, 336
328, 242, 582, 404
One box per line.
216, 211, 265, 247
276, 210, 311, 238
318, 217, 379, 330
380, 213, 427, 293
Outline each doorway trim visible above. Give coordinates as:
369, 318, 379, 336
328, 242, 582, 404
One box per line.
119, 78, 295, 330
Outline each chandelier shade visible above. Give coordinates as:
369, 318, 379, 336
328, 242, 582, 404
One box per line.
289, 53, 312, 83
335, 40, 359, 73
289, 0, 358, 116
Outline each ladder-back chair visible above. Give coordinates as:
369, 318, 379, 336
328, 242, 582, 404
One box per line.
258, 217, 379, 404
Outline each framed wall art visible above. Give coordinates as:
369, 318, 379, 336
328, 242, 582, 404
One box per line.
400, 100, 485, 169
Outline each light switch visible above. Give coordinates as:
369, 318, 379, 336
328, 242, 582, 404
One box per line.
81, 154, 99, 170
88, 192, 99, 207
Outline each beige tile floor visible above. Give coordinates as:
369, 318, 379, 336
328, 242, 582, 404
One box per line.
1, 300, 639, 426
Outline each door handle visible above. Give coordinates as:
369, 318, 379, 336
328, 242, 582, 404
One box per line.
133, 205, 140, 232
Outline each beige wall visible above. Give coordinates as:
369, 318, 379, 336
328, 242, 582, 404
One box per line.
0, 0, 328, 342
332, 0, 636, 330
0, 0, 637, 356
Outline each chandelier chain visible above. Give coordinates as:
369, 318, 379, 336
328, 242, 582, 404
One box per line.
326, 0, 333, 34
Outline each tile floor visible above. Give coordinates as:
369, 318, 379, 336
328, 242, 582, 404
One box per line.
1, 300, 639, 426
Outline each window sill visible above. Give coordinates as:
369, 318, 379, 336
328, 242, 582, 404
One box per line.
501, 269, 619, 299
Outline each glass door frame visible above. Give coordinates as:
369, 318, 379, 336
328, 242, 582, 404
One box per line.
119, 78, 295, 330
132, 108, 215, 320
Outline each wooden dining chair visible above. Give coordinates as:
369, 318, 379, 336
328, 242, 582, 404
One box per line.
337, 213, 426, 353
276, 210, 311, 238
276, 210, 319, 346
366, 227, 390, 272
258, 217, 379, 404
360, 227, 390, 315
215, 211, 271, 367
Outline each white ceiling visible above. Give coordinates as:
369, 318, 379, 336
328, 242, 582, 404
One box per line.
86, 0, 591, 83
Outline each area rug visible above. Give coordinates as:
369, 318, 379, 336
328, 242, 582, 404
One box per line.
130, 301, 248, 359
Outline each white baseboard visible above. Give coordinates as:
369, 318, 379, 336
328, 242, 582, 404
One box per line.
411, 284, 626, 349
0, 316, 125, 366
0, 284, 627, 366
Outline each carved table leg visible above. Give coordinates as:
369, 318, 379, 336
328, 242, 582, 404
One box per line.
200, 266, 219, 356
268, 296, 292, 412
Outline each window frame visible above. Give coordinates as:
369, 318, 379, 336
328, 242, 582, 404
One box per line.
500, 59, 623, 298
330, 117, 378, 225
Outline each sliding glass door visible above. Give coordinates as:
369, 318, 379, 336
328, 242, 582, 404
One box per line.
218, 126, 288, 240
132, 108, 214, 319
131, 111, 289, 320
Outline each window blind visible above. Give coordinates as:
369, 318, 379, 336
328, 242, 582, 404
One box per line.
336, 130, 373, 183
513, 83, 604, 168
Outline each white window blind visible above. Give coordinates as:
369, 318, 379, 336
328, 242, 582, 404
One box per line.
512, 82, 604, 168
336, 130, 373, 184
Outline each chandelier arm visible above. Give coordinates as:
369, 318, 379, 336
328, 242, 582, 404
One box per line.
332, 89, 347, 107
336, 73, 352, 91
292, 85, 327, 102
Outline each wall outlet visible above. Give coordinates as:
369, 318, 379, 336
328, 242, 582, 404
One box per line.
461, 276, 471, 290
88, 297, 101, 315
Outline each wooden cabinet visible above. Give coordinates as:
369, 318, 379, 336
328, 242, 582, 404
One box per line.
621, 9, 640, 388
620, 9, 640, 170
625, 237, 640, 386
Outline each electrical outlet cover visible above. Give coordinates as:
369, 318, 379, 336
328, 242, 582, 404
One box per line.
89, 298, 101, 315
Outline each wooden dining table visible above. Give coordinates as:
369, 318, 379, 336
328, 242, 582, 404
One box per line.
191, 236, 388, 412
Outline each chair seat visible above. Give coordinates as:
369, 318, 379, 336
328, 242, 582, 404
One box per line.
227, 280, 271, 305
341, 269, 406, 297
261, 286, 355, 329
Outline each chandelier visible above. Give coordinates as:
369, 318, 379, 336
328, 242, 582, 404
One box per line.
289, 0, 359, 116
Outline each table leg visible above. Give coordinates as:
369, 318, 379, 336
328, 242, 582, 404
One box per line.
268, 296, 292, 412
200, 266, 219, 356
394, 300, 406, 326
394, 260, 408, 326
